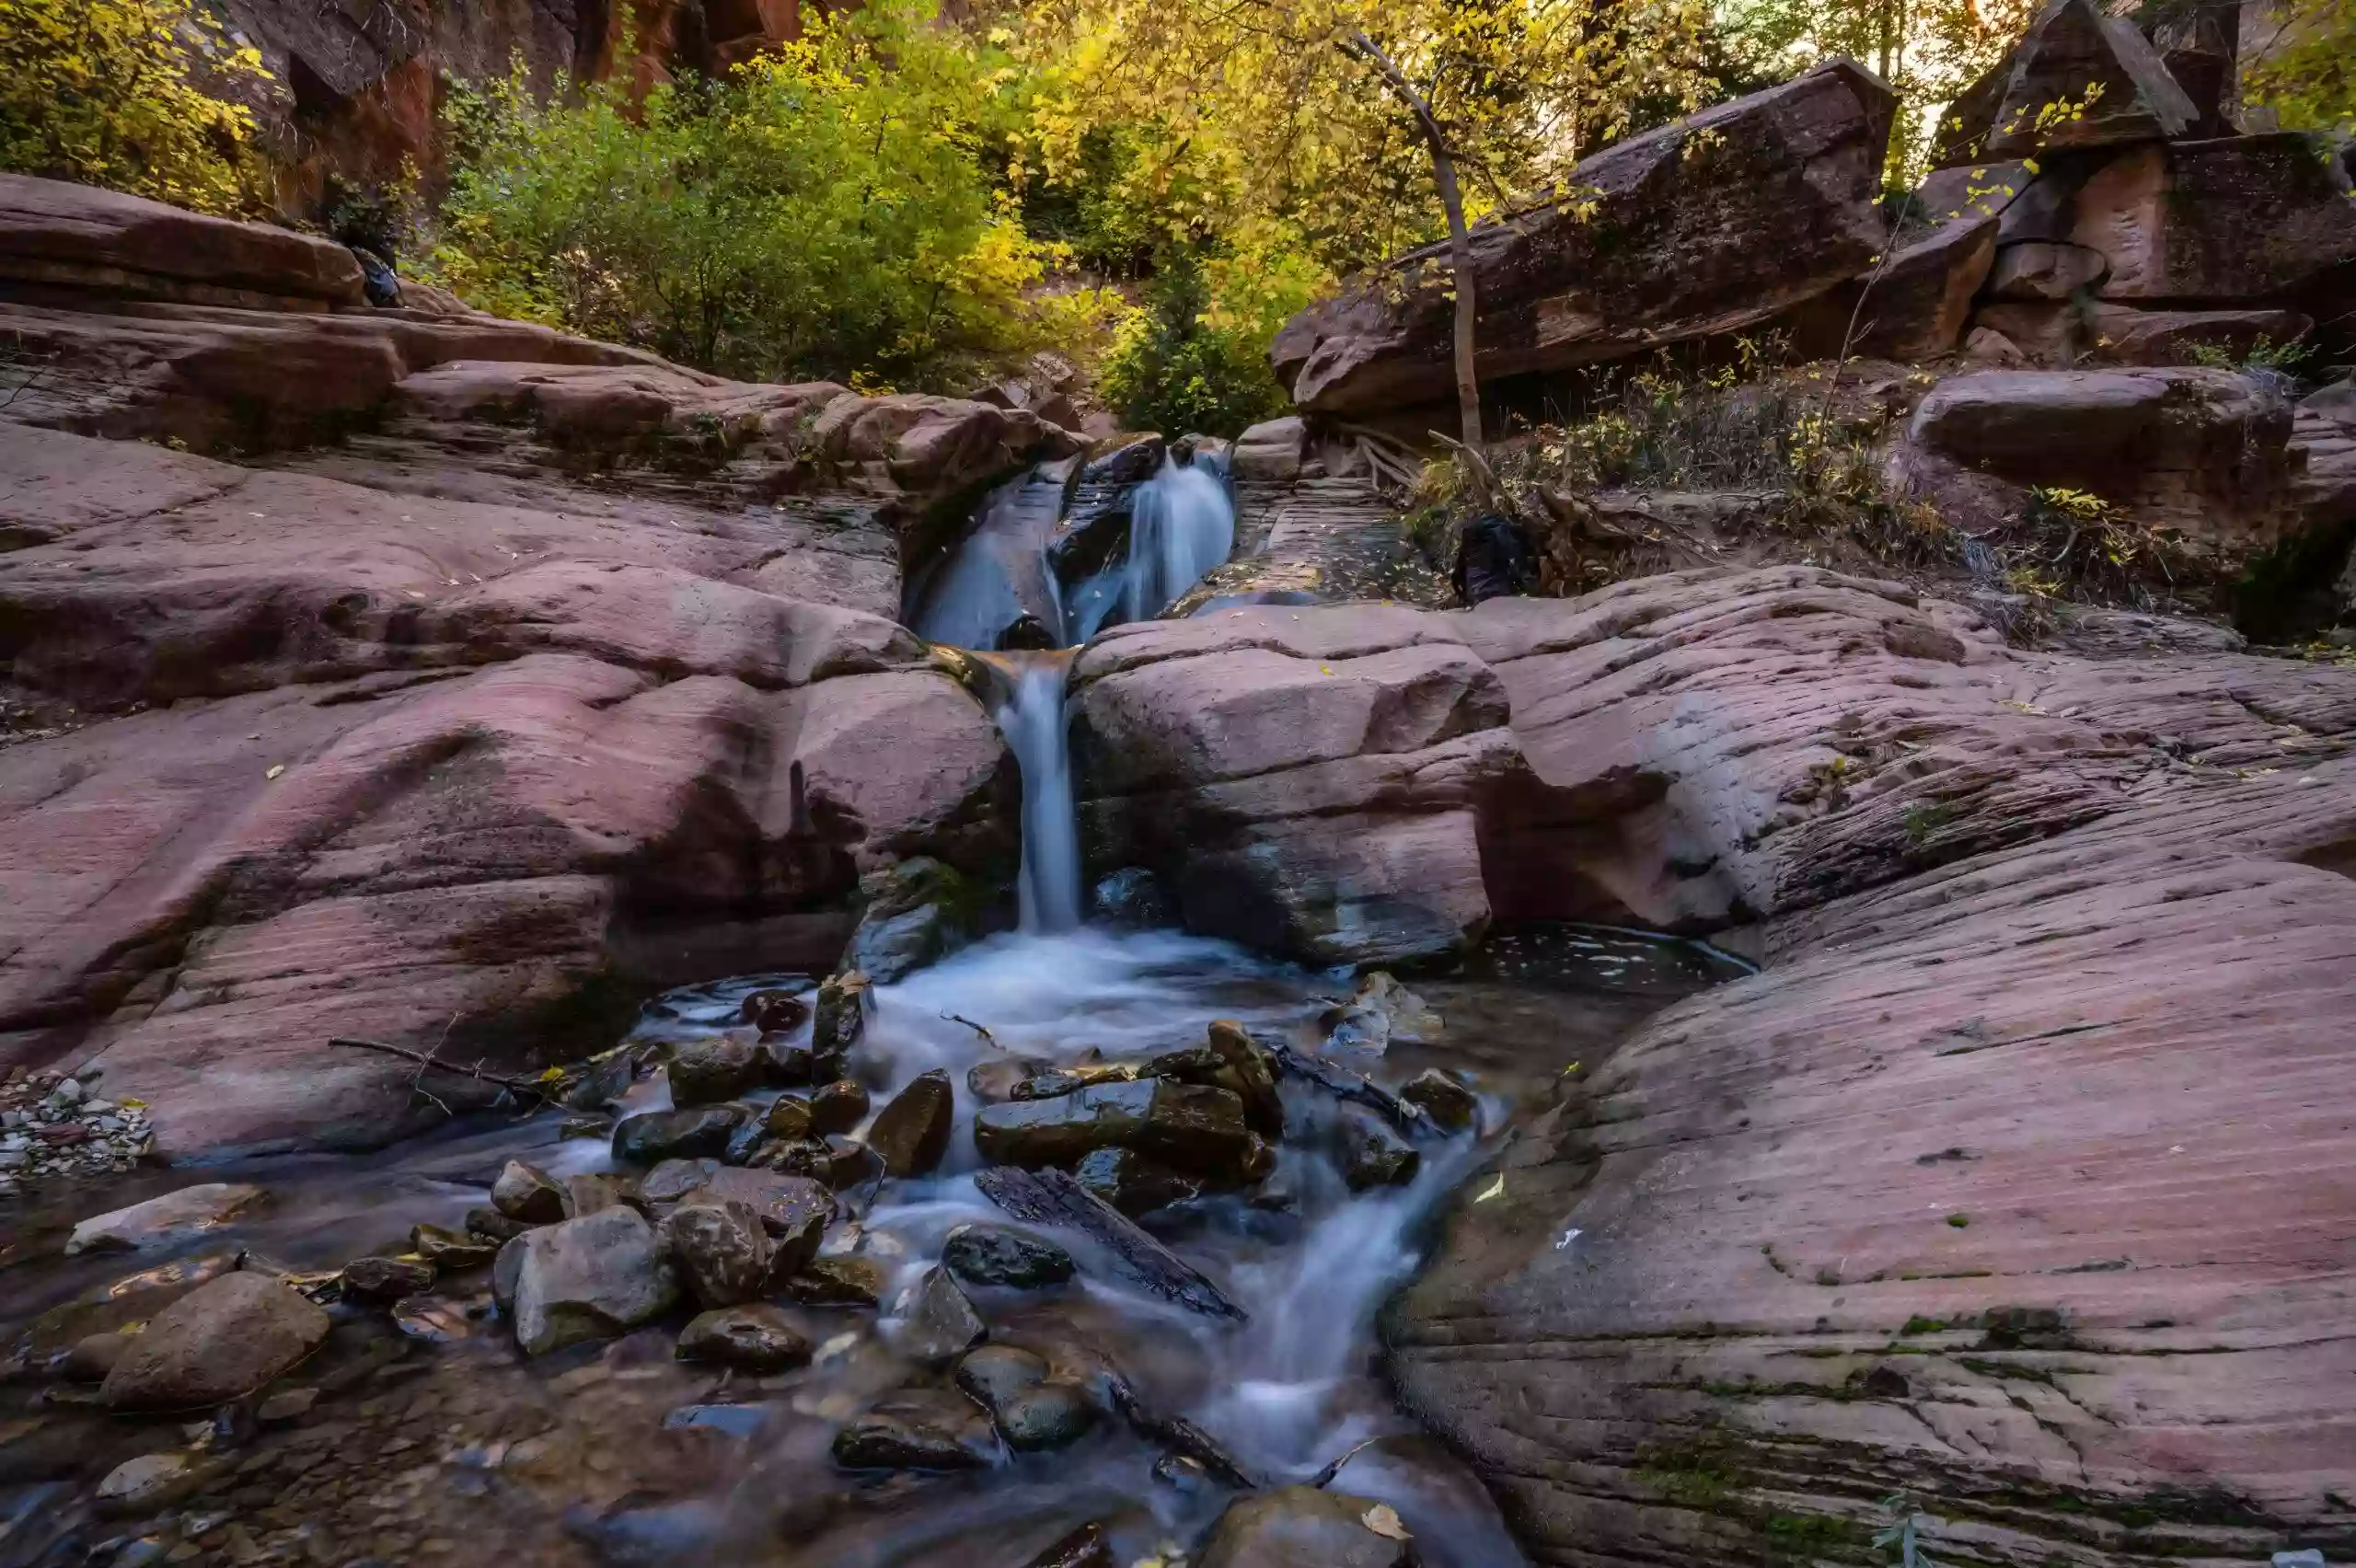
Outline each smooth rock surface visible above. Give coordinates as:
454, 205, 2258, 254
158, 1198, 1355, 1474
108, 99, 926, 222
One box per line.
510, 1207, 680, 1356
1195, 1487, 1413, 1568
64, 1184, 264, 1254
100, 1271, 331, 1409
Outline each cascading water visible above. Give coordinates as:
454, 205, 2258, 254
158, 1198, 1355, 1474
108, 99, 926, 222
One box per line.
978, 650, 1082, 933
1117, 455, 1236, 629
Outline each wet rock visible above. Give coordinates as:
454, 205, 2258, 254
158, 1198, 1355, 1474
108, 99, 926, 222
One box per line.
955, 1343, 1049, 1406
1011, 1061, 1140, 1100
1197, 1486, 1413, 1568
676, 1305, 813, 1374
411, 1223, 497, 1268
1322, 972, 1441, 1058
994, 1382, 1096, 1451
667, 1032, 761, 1107
491, 1159, 569, 1224
492, 1235, 525, 1314
94, 1450, 211, 1516
967, 1058, 1045, 1104
1072, 1147, 1203, 1216
341, 1256, 434, 1301
62, 1331, 129, 1382
739, 987, 811, 1034
1239, 1134, 1277, 1183
613, 1105, 746, 1165
510, 1207, 681, 1356
659, 1199, 774, 1309
1023, 1523, 1113, 1568
786, 1255, 887, 1308
563, 1051, 636, 1112
832, 1389, 999, 1471
888, 1266, 987, 1364
562, 1172, 639, 1217
848, 858, 976, 983
808, 1079, 871, 1136
724, 1113, 769, 1166
641, 1157, 725, 1206
974, 1079, 1253, 1177
1398, 1069, 1479, 1133
867, 1070, 954, 1177
100, 1272, 332, 1409
1336, 1106, 1420, 1191
65, 1184, 264, 1255
1091, 867, 1173, 928
254, 1387, 317, 1422
756, 1039, 820, 1087
763, 1095, 814, 1140
1153, 1453, 1214, 1493
942, 1224, 1075, 1289
825, 1135, 884, 1190
465, 1205, 535, 1243
686, 1169, 836, 1263
1206, 1020, 1285, 1137
812, 970, 872, 1075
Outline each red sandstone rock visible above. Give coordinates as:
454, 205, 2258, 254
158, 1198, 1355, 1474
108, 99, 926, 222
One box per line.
0, 174, 364, 307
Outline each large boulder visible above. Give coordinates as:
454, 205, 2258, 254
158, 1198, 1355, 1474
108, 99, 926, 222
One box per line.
99, 1270, 331, 1409
0, 173, 364, 306
2066, 133, 2356, 308
1272, 61, 1896, 417
1964, 0, 2199, 158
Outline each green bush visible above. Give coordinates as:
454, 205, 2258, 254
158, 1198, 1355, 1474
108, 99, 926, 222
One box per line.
1099, 248, 1291, 436
426, 0, 1114, 387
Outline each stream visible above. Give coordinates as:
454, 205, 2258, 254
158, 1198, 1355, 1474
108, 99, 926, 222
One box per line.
0, 449, 1747, 1568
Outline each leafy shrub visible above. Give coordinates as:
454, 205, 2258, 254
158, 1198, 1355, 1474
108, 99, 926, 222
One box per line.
0, 0, 267, 213
426, 0, 1114, 387
1098, 247, 1296, 436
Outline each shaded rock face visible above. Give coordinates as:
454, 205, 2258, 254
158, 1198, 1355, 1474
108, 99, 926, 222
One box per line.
1273, 62, 1895, 417
1262, 567, 2356, 1564
0, 176, 1035, 1156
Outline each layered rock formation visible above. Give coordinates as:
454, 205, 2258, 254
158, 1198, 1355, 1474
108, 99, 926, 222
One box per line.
0, 175, 1075, 1153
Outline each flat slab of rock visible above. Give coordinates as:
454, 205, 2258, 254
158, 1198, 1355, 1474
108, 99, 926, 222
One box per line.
831, 1389, 999, 1471
0, 173, 364, 306
65, 1184, 265, 1255
100, 1271, 330, 1409
973, 1078, 1252, 1176
510, 1207, 680, 1356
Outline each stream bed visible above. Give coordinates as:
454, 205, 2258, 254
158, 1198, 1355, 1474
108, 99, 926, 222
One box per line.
0, 924, 1736, 1568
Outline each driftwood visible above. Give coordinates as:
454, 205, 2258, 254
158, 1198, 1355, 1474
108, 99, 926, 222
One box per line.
973, 1166, 1246, 1321
325, 1036, 547, 1097
1266, 1041, 1434, 1138
1107, 1378, 1258, 1490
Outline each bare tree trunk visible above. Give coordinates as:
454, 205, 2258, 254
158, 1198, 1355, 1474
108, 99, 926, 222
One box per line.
1343, 31, 1484, 455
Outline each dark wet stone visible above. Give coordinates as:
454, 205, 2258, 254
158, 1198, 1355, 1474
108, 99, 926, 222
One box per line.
1152, 1453, 1214, 1493
808, 1079, 871, 1137
763, 1095, 814, 1140
411, 1224, 497, 1269
848, 858, 976, 983
1196, 1486, 1412, 1568
688, 1170, 835, 1268
995, 1382, 1096, 1451
954, 1343, 1048, 1408
510, 1207, 681, 1357
758, 1038, 818, 1086
491, 1160, 568, 1224
942, 1225, 1075, 1290
1239, 1135, 1276, 1183
1398, 1069, 1479, 1133
1023, 1522, 1113, 1568
341, 1256, 435, 1301
974, 1079, 1253, 1176
564, 1051, 636, 1112
676, 1305, 813, 1374
786, 1255, 886, 1308
1146, 1044, 1227, 1080
812, 970, 872, 1076
1336, 1106, 1420, 1191
867, 1070, 954, 1177
100, 1273, 332, 1410
668, 1032, 761, 1107
658, 1199, 773, 1309
465, 1206, 535, 1243
492, 1234, 526, 1313
888, 1266, 987, 1364
740, 987, 811, 1035
561, 1172, 639, 1218
832, 1389, 998, 1471
1072, 1147, 1203, 1216
613, 1106, 745, 1165
1206, 1020, 1285, 1137
640, 1158, 725, 1207
968, 1058, 1051, 1104
824, 1135, 884, 1191
1091, 866, 1172, 928
61, 1330, 128, 1382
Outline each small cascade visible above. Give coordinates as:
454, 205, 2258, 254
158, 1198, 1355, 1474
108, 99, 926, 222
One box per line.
1120, 455, 1236, 626
976, 649, 1082, 933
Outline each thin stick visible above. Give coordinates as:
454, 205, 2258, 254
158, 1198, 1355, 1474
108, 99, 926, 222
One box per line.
941, 1013, 1003, 1050
326, 1036, 543, 1092
1311, 1435, 1381, 1488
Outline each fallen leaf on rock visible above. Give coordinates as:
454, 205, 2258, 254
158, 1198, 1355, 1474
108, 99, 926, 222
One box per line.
1473, 1173, 1506, 1203
264, 765, 284, 780
1364, 1504, 1410, 1539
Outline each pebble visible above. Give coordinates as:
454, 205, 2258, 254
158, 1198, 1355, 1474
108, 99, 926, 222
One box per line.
0, 1063, 158, 1190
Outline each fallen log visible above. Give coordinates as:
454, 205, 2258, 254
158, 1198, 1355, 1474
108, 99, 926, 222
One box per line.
973, 1166, 1246, 1321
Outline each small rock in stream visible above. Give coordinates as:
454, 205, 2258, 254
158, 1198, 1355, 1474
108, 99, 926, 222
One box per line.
64, 1183, 265, 1256
1197, 1486, 1415, 1568
61, 1330, 129, 1382
465, 1205, 536, 1243
668, 1032, 761, 1106
740, 987, 811, 1035
867, 1069, 954, 1177
640, 1157, 723, 1206
1336, 1105, 1421, 1191
491, 1159, 568, 1224
1071, 1147, 1202, 1216
993, 1381, 1096, 1451
659, 1199, 773, 1309
675, 1305, 813, 1374
831, 1389, 999, 1471
811, 970, 872, 1075
1398, 1068, 1480, 1133
100, 1272, 332, 1409
887, 1266, 987, 1364
411, 1223, 497, 1268
94, 1450, 212, 1515
786, 1255, 887, 1308
942, 1224, 1075, 1289
340, 1256, 435, 1301
562, 1050, 636, 1111
510, 1207, 681, 1356
974, 1079, 1253, 1177
954, 1343, 1048, 1407
613, 1106, 745, 1165
808, 1079, 871, 1136
1206, 1020, 1286, 1136
763, 1095, 814, 1140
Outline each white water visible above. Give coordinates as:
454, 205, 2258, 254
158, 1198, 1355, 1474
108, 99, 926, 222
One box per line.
1120, 456, 1236, 626
984, 651, 1083, 933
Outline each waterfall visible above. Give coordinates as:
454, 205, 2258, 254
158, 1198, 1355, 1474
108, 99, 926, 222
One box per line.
1120, 455, 1235, 624
979, 651, 1081, 933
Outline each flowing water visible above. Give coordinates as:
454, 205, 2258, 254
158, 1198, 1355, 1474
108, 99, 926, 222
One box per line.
974, 652, 1082, 935
1110, 457, 1235, 638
